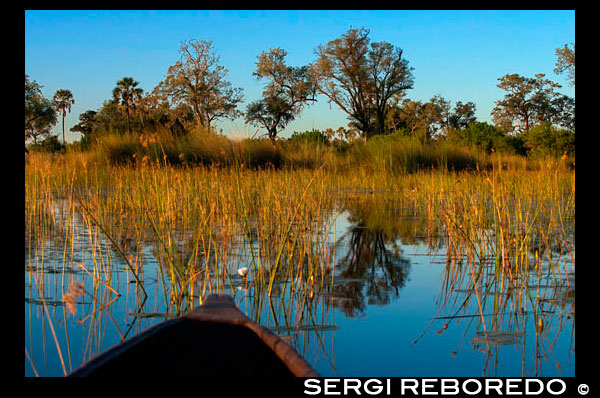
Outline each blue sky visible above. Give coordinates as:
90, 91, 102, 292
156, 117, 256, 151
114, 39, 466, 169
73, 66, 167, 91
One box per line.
25, 10, 575, 142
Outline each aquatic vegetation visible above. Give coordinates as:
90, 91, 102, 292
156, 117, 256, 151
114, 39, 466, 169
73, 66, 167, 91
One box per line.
24, 151, 574, 377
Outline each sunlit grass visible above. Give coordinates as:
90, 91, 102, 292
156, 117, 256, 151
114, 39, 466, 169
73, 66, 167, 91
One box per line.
25, 149, 574, 294
24, 148, 574, 376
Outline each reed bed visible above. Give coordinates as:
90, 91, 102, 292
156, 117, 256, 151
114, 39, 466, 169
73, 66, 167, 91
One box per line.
24, 150, 574, 376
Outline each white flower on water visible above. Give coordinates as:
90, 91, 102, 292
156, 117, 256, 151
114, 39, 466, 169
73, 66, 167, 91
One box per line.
237, 267, 249, 278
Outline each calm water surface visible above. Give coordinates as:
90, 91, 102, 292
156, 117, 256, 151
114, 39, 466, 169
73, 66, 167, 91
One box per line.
25, 198, 574, 377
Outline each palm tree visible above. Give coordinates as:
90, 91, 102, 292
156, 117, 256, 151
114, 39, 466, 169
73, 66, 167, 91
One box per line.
112, 77, 144, 135
52, 89, 75, 145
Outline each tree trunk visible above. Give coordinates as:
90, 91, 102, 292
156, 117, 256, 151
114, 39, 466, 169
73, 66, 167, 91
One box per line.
376, 109, 386, 136
268, 128, 278, 143
62, 115, 66, 145
126, 107, 131, 135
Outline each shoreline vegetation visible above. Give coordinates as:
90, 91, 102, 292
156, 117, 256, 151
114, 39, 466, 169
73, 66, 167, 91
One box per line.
25, 136, 575, 377
25, 25, 574, 377
26, 127, 574, 173
25, 141, 574, 300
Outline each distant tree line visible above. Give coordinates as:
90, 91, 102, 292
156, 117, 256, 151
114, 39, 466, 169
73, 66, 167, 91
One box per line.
25, 29, 574, 157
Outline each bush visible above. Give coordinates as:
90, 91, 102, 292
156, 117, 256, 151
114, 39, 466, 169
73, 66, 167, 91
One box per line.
446, 122, 520, 154
521, 122, 575, 158
87, 129, 285, 169
28, 135, 65, 153
288, 129, 330, 146
67, 122, 574, 173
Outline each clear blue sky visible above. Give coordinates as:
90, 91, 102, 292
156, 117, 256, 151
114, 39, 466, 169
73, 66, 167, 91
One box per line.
25, 10, 575, 142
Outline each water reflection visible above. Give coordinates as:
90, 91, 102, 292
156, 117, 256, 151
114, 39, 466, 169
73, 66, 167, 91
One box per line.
416, 247, 575, 376
25, 190, 574, 377
327, 206, 411, 317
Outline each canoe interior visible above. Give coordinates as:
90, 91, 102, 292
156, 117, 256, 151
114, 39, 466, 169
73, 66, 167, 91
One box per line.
70, 318, 297, 377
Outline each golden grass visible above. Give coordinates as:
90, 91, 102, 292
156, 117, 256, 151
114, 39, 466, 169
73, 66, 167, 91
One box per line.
25, 149, 574, 376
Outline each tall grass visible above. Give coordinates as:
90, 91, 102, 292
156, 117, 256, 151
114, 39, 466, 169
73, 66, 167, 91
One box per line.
79, 130, 563, 173
25, 144, 574, 376
26, 148, 574, 299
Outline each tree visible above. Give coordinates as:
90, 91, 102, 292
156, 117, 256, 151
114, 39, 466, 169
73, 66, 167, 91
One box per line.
70, 110, 98, 146
448, 101, 477, 130
311, 27, 414, 140
551, 95, 575, 131
492, 74, 536, 132
388, 97, 442, 142
392, 99, 428, 136
446, 121, 516, 154
522, 122, 575, 157
93, 99, 128, 135
28, 134, 64, 153
322, 127, 336, 142
52, 89, 74, 145
70, 110, 97, 135
289, 129, 329, 145
244, 98, 295, 142
135, 88, 171, 131
425, 96, 477, 138
386, 95, 477, 141
245, 48, 317, 141
491, 73, 570, 132
160, 39, 244, 132
25, 75, 57, 145
554, 43, 575, 87
112, 77, 144, 135
431, 94, 451, 135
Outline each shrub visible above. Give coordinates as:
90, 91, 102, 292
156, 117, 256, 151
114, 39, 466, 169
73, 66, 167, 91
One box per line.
522, 122, 575, 158
446, 122, 519, 154
28, 135, 65, 153
288, 129, 330, 145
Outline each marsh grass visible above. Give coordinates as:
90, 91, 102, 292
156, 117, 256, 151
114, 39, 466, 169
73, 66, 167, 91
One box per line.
80, 130, 567, 173
24, 147, 574, 376
25, 149, 574, 296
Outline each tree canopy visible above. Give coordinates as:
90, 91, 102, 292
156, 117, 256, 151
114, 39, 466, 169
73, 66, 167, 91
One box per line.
113, 77, 144, 135
52, 89, 75, 145
491, 73, 573, 132
70, 110, 98, 146
311, 27, 414, 140
554, 43, 575, 87
25, 75, 57, 145
245, 48, 317, 141
24, 32, 574, 159
159, 39, 244, 132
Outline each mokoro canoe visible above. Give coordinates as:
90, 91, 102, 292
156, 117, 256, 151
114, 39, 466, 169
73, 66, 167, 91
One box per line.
68, 294, 319, 377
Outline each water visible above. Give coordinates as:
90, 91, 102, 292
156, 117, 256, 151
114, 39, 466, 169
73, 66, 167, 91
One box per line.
24, 199, 575, 377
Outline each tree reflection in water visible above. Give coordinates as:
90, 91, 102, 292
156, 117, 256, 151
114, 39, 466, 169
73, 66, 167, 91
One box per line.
328, 198, 415, 318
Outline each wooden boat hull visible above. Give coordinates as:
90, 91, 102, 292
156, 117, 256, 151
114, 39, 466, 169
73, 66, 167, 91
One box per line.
68, 295, 319, 377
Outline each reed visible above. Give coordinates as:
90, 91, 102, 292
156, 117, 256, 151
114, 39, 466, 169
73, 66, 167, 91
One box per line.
24, 147, 574, 376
